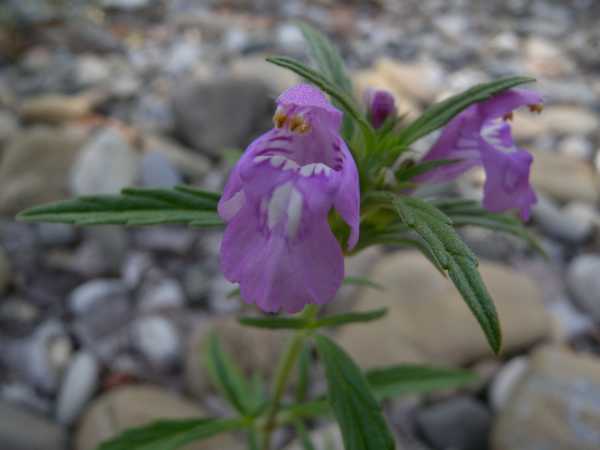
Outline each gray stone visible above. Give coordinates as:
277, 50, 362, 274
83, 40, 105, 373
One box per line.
121, 252, 153, 289
69, 279, 129, 316
70, 127, 139, 196
0, 298, 40, 336
0, 402, 67, 450
417, 397, 491, 450
172, 78, 272, 157
492, 347, 600, 450
140, 151, 182, 188
0, 110, 18, 146
559, 135, 594, 160
138, 278, 185, 312
182, 264, 211, 305
567, 254, 600, 321
75, 385, 244, 450
489, 357, 529, 412
133, 227, 195, 255
130, 316, 181, 370
532, 196, 593, 243
0, 127, 85, 215
56, 352, 100, 425
37, 223, 77, 246
0, 382, 51, 415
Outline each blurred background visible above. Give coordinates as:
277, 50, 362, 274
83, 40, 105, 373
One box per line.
1, 1, 600, 449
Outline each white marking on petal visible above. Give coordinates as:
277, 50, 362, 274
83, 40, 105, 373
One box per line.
286, 188, 303, 238
300, 164, 315, 177
283, 159, 299, 171
268, 182, 292, 230
220, 191, 245, 221
270, 155, 285, 168
300, 163, 332, 177
254, 155, 270, 164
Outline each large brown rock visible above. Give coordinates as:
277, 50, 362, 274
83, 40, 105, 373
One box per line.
75, 385, 244, 450
336, 251, 550, 369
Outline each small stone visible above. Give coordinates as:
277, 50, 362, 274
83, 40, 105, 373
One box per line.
489, 357, 529, 412
0, 401, 67, 450
122, 252, 153, 289
492, 347, 600, 450
172, 78, 272, 157
539, 106, 600, 136
524, 37, 574, 77
69, 279, 129, 316
0, 109, 18, 145
37, 223, 77, 246
417, 397, 491, 450
185, 317, 288, 398
276, 23, 305, 51
130, 316, 181, 370
133, 227, 195, 255
56, 352, 99, 425
548, 300, 594, 341
20, 93, 97, 124
70, 127, 139, 196
0, 127, 86, 215
530, 150, 599, 204
532, 196, 593, 243
230, 56, 299, 93
75, 55, 111, 87
182, 264, 211, 305
141, 134, 211, 179
75, 385, 244, 450
140, 151, 182, 188
0, 298, 40, 336
567, 254, 600, 321
559, 135, 594, 160
371, 58, 444, 102
0, 382, 51, 415
138, 278, 185, 312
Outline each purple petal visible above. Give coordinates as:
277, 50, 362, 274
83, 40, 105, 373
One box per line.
365, 88, 397, 129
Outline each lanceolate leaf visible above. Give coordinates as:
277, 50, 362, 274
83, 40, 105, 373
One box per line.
238, 308, 387, 330
313, 308, 388, 328
341, 276, 384, 291
394, 197, 502, 353
315, 334, 395, 450
366, 364, 477, 399
17, 186, 223, 228
97, 418, 245, 450
433, 199, 545, 254
389, 76, 535, 159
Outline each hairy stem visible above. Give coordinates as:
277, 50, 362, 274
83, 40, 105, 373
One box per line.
261, 304, 319, 450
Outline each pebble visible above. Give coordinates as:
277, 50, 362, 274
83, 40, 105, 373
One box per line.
0, 246, 12, 293
70, 127, 139, 196
55, 352, 100, 425
69, 279, 129, 316
137, 278, 185, 312
489, 356, 529, 412
0, 298, 40, 336
75, 385, 244, 450
416, 397, 492, 450
20, 93, 97, 124
0, 401, 67, 450
566, 254, 600, 322
37, 223, 77, 246
130, 316, 181, 370
140, 151, 182, 188
492, 347, 600, 450
532, 196, 593, 244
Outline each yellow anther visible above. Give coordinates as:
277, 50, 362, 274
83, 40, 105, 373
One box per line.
289, 115, 311, 134
529, 103, 543, 114
503, 112, 514, 121
273, 111, 287, 128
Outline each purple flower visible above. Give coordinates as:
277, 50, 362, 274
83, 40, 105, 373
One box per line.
416, 89, 543, 220
218, 84, 360, 314
365, 88, 397, 129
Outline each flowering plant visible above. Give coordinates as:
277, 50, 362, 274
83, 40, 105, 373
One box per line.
18, 24, 542, 450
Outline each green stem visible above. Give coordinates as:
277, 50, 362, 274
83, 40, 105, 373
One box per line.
261, 305, 319, 450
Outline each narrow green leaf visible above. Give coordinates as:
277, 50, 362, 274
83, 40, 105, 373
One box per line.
238, 316, 309, 330
97, 418, 245, 450
391, 76, 535, 154
394, 197, 501, 353
296, 344, 312, 403
17, 186, 223, 228
266, 56, 373, 141
342, 276, 385, 291
315, 334, 395, 450
366, 364, 478, 399
205, 333, 251, 415
314, 308, 388, 328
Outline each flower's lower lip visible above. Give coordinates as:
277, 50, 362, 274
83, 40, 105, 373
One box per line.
253, 155, 335, 177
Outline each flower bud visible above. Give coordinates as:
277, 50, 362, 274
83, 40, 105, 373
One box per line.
365, 88, 397, 129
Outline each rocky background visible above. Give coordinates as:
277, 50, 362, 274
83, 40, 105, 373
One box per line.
1, 1, 600, 449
